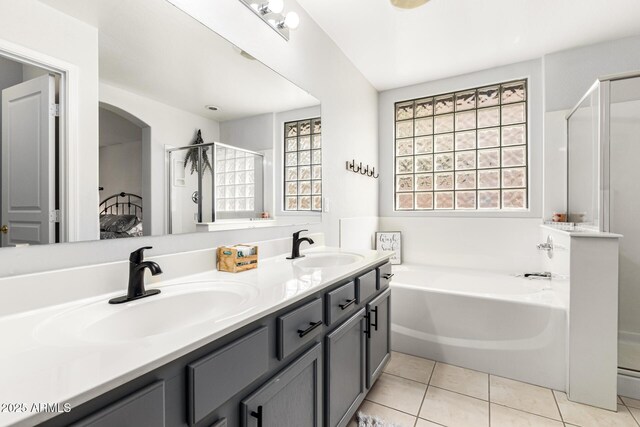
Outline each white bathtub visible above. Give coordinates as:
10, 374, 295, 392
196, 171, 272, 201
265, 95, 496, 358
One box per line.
390, 264, 568, 390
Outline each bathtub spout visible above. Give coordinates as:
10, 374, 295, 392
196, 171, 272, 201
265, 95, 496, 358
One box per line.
523, 272, 552, 280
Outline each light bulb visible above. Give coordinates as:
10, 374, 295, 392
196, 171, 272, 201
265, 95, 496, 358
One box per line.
267, 0, 284, 14
284, 11, 299, 30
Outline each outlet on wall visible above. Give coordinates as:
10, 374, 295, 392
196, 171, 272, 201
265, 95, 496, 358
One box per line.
323, 198, 330, 213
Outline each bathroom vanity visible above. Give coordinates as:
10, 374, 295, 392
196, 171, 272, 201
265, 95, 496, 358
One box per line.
0, 247, 392, 427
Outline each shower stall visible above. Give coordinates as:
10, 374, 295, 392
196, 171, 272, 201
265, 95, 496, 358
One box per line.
567, 72, 640, 375
166, 142, 264, 234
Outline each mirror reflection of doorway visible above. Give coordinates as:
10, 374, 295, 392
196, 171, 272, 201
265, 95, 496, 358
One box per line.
98, 105, 150, 239
0, 55, 61, 247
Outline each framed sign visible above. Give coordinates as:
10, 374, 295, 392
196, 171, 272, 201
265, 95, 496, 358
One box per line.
375, 231, 402, 265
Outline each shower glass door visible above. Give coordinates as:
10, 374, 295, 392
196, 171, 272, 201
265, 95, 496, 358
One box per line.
610, 75, 640, 373
567, 84, 601, 228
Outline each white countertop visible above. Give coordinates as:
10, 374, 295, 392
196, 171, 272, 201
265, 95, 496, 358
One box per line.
0, 246, 391, 427
540, 224, 623, 238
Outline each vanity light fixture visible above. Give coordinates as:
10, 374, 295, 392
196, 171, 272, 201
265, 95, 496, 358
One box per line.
239, 0, 300, 40
256, 0, 283, 14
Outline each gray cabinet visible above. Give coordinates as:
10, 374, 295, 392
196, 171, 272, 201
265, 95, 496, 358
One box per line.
325, 309, 366, 427
241, 343, 322, 427
71, 382, 165, 427
366, 288, 391, 388
277, 298, 324, 360
325, 281, 356, 325
187, 327, 269, 425
356, 270, 377, 303
45, 263, 392, 427
377, 262, 393, 290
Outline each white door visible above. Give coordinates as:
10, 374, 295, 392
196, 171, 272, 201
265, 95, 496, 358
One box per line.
1, 74, 56, 247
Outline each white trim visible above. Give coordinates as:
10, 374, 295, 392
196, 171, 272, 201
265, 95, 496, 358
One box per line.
599, 80, 610, 232
0, 39, 80, 243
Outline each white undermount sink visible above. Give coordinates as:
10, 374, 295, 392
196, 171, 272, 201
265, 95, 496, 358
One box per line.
35, 281, 259, 344
293, 252, 364, 269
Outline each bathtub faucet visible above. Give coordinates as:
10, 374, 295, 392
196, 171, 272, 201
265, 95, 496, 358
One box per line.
523, 271, 552, 280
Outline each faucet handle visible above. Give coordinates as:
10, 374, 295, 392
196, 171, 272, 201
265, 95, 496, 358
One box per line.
130, 246, 153, 264
293, 229, 308, 239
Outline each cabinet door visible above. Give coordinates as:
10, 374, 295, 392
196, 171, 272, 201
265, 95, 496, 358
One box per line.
241, 343, 322, 427
366, 288, 391, 388
71, 382, 165, 427
326, 309, 366, 427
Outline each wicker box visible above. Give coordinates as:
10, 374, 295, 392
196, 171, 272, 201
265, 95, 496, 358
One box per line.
217, 245, 258, 273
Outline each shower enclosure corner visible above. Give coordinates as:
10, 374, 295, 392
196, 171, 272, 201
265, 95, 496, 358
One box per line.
567, 71, 640, 373
166, 142, 264, 234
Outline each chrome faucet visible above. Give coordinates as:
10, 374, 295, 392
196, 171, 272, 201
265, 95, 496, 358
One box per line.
287, 230, 314, 260
537, 236, 554, 259
109, 246, 163, 304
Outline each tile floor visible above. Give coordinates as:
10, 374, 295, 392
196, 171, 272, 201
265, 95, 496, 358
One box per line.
350, 351, 640, 427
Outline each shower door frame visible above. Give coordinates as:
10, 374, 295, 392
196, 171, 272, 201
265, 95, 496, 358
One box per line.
566, 71, 640, 232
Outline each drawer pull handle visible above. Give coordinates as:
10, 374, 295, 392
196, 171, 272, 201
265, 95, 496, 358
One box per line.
382, 273, 394, 280
298, 320, 323, 337
370, 307, 378, 331
339, 298, 355, 310
364, 313, 371, 338
251, 405, 263, 427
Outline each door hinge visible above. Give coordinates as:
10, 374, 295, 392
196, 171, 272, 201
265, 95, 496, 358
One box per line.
50, 104, 60, 117
49, 209, 61, 223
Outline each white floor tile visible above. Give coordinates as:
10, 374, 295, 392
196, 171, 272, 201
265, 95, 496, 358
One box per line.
622, 396, 640, 410
366, 373, 427, 416
489, 375, 561, 420
490, 403, 564, 427
415, 418, 444, 427
629, 406, 640, 424
384, 351, 435, 384
429, 362, 489, 400
419, 386, 489, 427
553, 391, 638, 427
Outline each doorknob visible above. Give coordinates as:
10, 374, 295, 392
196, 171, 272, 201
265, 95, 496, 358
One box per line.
0, 225, 7, 234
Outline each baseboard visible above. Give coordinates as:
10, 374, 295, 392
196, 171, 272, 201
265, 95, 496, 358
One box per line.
618, 369, 640, 399
620, 330, 640, 344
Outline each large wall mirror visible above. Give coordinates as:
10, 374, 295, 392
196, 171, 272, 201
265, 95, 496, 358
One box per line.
0, 0, 321, 247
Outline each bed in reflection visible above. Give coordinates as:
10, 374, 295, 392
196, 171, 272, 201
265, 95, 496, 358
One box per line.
99, 192, 143, 239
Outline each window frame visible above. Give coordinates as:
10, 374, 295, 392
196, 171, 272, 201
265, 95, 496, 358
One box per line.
393, 78, 530, 212
282, 117, 322, 212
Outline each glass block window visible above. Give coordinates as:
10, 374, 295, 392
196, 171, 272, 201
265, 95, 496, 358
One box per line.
284, 117, 322, 211
215, 146, 256, 212
394, 80, 528, 211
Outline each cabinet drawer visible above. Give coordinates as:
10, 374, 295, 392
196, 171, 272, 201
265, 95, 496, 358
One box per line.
188, 327, 269, 425
377, 262, 393, 290
277, 298, 323, 360
326, 281, 356, 325
356, 269, 377, 303
72, 382, 165, 427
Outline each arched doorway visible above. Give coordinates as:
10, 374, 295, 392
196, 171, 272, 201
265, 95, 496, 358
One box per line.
98, 102, 152, 237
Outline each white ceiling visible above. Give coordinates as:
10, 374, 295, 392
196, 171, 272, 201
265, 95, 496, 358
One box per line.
297, 0, 640, 91
40, 0, 319, 121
